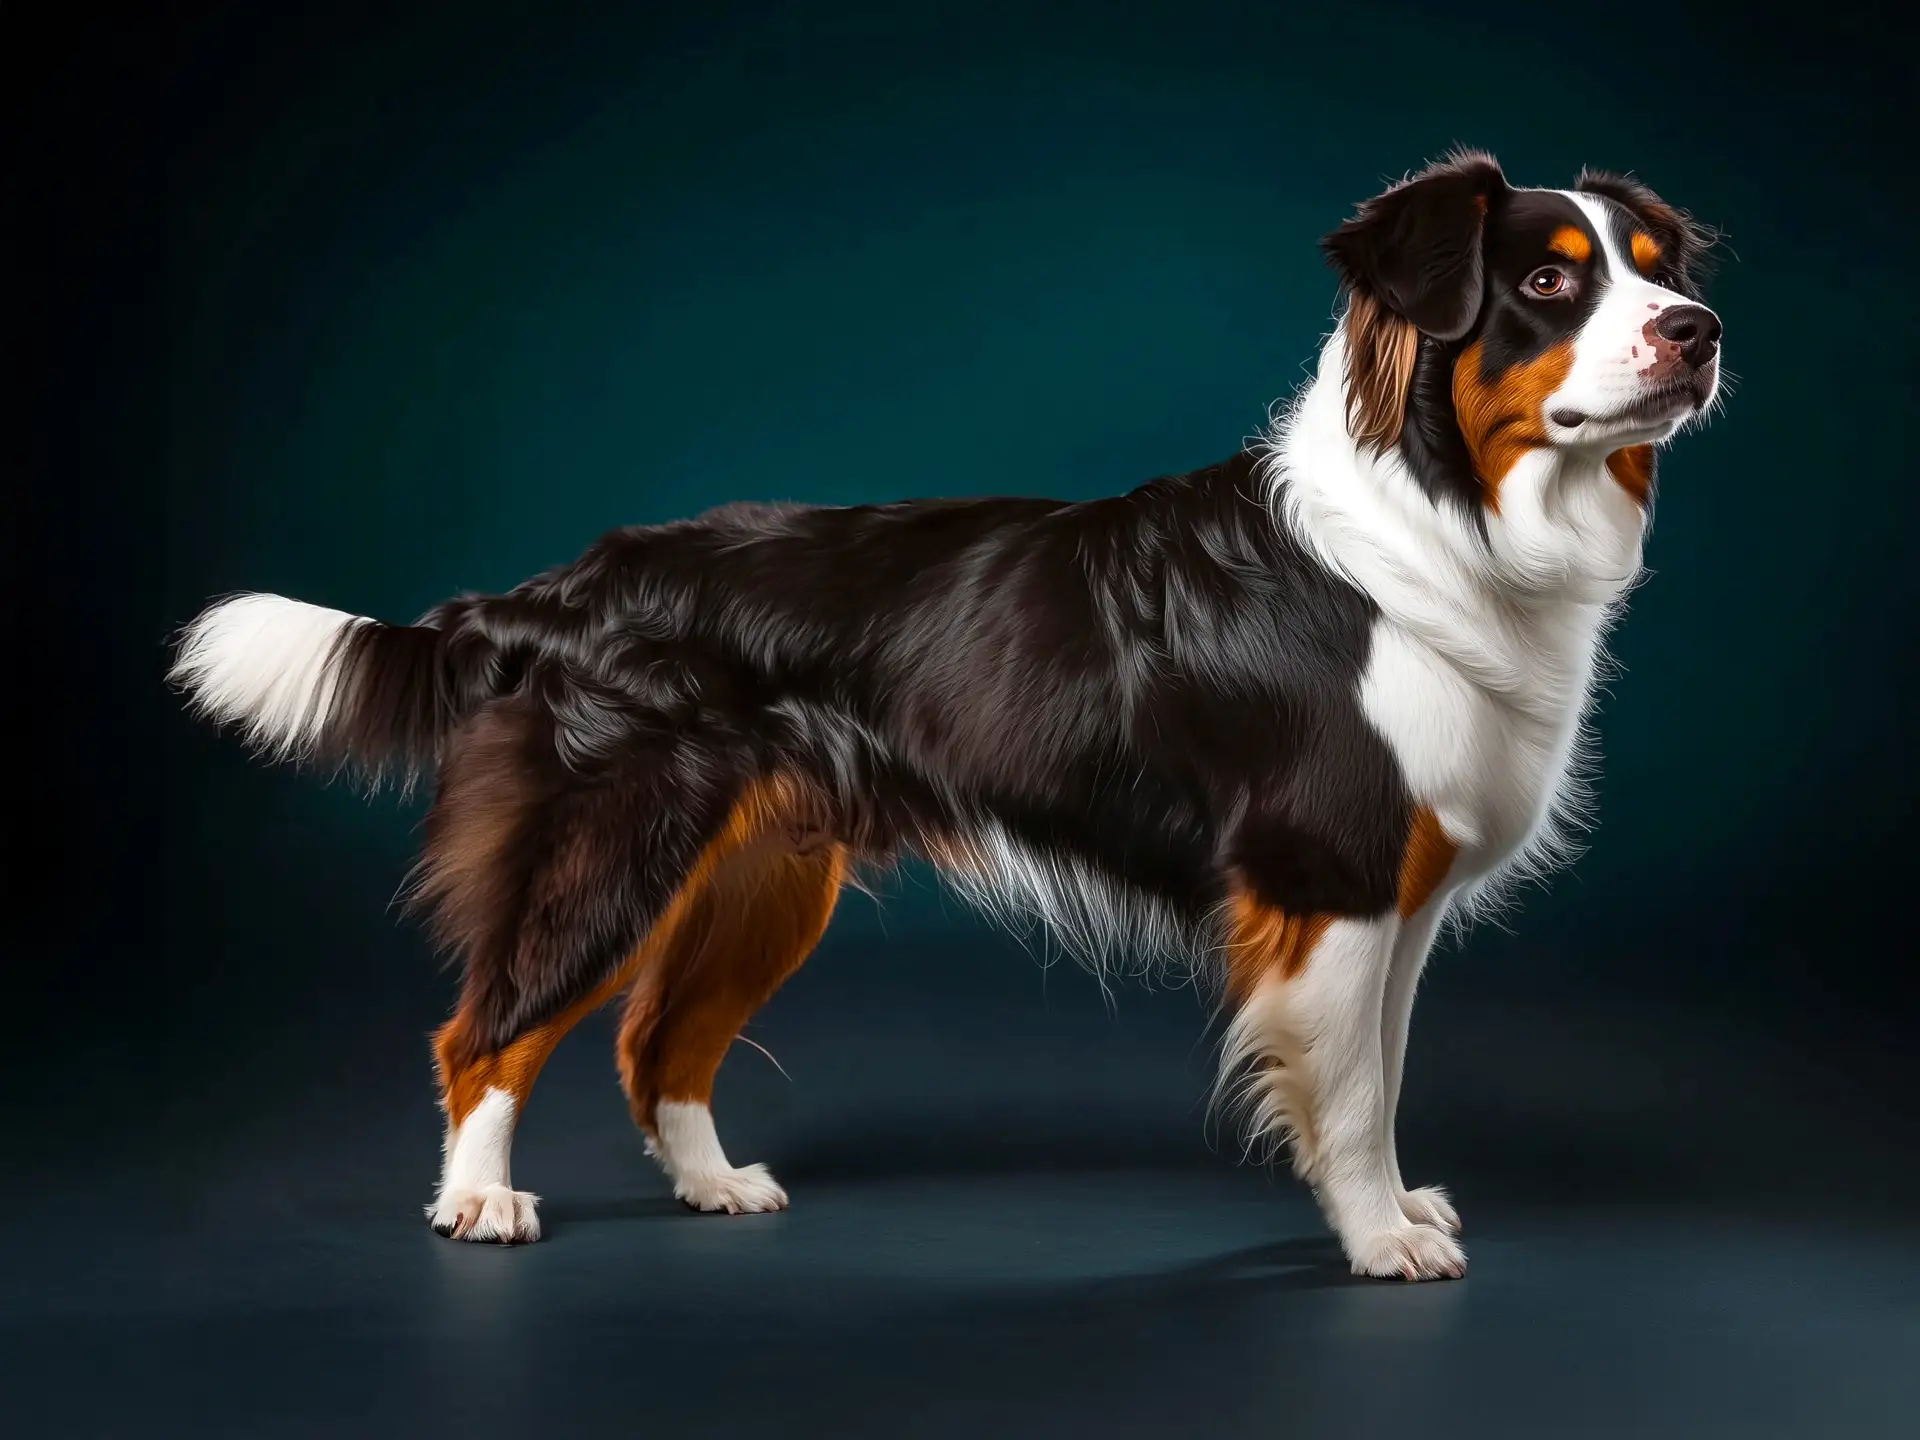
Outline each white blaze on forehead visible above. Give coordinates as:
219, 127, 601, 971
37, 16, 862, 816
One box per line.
1565, 191, 1690, 304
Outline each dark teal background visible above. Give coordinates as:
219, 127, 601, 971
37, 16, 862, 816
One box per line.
22, 0, 1918, 1145
15, 5, 1920, 1431
36, 0, 1915, 1052
22, 2, 1920, 1436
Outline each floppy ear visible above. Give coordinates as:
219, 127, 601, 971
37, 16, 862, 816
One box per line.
1321, 150, 1507, 342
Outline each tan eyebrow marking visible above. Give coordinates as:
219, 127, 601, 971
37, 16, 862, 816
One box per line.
1548, 226, 1592, 263
1631, 231, 1663, 273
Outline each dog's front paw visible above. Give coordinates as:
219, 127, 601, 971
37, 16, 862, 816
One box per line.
674, 1162, 789, 1215
1398, 1184, 1461, 1236
428, 1185, 542, 1243
1346, 1221, 1466, 1281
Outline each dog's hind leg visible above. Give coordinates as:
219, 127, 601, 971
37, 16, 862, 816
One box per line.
617, 799, 844, 1214
415, 697, 750, 1243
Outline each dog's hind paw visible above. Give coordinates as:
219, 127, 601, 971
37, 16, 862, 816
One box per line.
674, 1163, 789, 1215
428, 1185, 542, 1243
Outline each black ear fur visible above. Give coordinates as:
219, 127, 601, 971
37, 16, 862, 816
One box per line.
1573, 167, 1718, 295
1321, 150, 1507, 342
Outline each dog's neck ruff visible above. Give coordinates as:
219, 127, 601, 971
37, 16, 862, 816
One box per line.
1263, 328, 1648, 725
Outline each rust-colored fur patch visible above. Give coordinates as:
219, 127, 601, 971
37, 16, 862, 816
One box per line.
436, 951, 643, 1126
1224, 890, 1332, 1000
1451, 338, 1576, 509
617, 838, 844, 1132
1397, 807, 1458, 919
434, 772, 839, 1126
1548, 226, 1592, 263
1607, 444, 1655, 503
1341, 289, 1421, 452
1630, 231, 1662, 275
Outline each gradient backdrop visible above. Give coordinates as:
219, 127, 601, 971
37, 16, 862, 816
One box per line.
16, 1, 1920, 1434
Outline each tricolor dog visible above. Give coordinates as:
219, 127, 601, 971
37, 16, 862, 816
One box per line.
171, 151, 1722, 1280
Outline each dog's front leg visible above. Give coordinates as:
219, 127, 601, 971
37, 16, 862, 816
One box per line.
1224, 909, 1466, 1281
1380, 901, 1461, 1236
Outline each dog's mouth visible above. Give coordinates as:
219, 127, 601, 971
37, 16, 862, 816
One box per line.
1550, 378, 1706, 431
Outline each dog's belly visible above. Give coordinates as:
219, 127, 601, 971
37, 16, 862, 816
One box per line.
777, 705, 1231, 976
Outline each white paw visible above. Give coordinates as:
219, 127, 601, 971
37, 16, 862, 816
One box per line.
1347, 1221, 1467, 1281
428, 1185, 542, 1243
1398, 1184, 1461, 1236
673, 1163, 789, 1215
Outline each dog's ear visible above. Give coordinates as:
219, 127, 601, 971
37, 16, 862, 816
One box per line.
1322, 150, 1506, 342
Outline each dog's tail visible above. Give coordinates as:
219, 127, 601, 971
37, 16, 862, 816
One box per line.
168, 592, 501, 789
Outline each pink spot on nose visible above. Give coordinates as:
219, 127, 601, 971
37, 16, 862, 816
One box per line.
1648, 302, 1660, 310
1638, 314, 1686, 379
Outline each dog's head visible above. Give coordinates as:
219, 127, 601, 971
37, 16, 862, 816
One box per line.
1321, 151, 1720, 509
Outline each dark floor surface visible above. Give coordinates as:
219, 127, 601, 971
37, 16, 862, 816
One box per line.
10, 926, 1918, 1437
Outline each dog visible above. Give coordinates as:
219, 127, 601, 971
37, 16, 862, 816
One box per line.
169, 151, 1722, 1280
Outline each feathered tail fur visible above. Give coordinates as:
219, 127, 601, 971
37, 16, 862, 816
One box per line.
168, 593, 489, 789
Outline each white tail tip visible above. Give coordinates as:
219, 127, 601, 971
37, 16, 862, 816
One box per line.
169, 594, 370, 762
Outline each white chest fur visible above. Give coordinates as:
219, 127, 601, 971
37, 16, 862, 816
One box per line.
1269, 338, 1647, 912
1358, 599, 1615, 902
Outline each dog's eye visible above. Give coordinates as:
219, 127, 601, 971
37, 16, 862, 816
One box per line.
1525, 267, 1570, 298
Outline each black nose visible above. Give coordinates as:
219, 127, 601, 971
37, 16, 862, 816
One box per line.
1653, 304, 1722, 367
